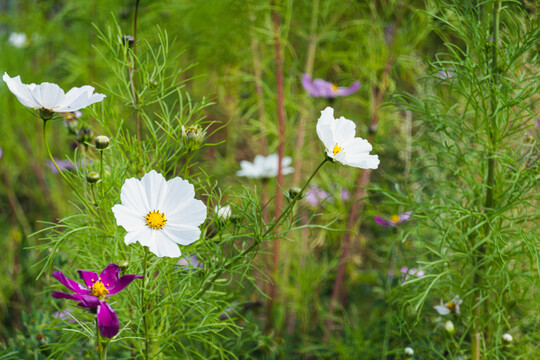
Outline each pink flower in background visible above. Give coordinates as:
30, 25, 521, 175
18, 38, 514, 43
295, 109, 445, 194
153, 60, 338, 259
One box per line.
375, 212, 412, 227
340, 188, 351, 200
302, 74, 360, 98
305, 183, 330, 207
400, 267, 425, 282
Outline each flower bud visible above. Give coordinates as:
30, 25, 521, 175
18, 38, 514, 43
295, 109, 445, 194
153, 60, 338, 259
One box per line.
502, 333, 513, 343
182, 125, 205, 151
86, 171, 100, 184
444, 320, 455, 334
95, 135, 110, 149
77, 127, 93, 144
404, 347, 414, 357
215, 205, 232, 221
288, 187, 304, 200
122, 35, 135, 46
39, 108, 54, 121
118, 260, 129, 270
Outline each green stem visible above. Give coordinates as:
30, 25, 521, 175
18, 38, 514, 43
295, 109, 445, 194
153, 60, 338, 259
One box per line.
472, 2, 501, 359
141, 247, 151, 360
100, 149, 104, 198
42, 120, 100, 218
96, 318, 107, 360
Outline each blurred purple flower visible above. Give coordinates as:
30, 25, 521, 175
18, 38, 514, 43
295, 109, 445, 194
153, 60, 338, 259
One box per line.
435, 70, 455, 82
53, 308, 76, 323
301, 74, 360, 98
177, 254, 202, 270
340, 188, 351, 200
375, 211, 412, 227
400, 267, 425, 282
0, 148, 2, 159
305, 183, 331, 207
46, 158, 90, 174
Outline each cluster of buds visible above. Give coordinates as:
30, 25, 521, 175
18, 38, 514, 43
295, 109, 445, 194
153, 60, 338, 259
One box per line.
182, 125, 205, 151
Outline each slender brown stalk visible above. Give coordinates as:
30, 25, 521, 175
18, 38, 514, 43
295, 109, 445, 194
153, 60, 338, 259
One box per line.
325, 47, 396, 340
250, 19, 267, 156
292, 0, 319, 186
267, 3, 287, 324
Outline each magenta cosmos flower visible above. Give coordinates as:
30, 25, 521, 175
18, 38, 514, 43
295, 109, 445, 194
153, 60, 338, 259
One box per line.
375, 211, 412, 227
52, 263, 142, 338
301, 73, 360, 98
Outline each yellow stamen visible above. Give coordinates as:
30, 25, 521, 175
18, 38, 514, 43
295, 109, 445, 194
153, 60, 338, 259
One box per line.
145, 210, 167, 229
331, 84, 338, 92
446, 301, 457, 313
333, 143, 343, 156
89, 280, 109, 300
390, 215, 400, 223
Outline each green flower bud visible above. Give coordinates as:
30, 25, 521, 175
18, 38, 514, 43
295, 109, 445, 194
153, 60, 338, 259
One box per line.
86, 171, 100, 184
182, 125, 205, 151
444, 320, 455, 334
95, 135, 110, 149
404, 347, 414, 357
118, 260, 129, 270
39, 108, 54, 121
288, 187, 304, 200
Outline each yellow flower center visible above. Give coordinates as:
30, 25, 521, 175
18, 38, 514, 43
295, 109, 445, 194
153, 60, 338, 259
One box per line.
446, 301, 457, 313
331, 84, 338, 92
333, 143, 343, 156
145, 210, 167, 229
89, 280, 109, 300
390, 215, 400, 223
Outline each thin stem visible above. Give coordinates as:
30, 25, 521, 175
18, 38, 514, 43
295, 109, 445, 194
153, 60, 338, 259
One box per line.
472, 1, 501, 359
141, 247, 151, 360
293, 0, 319, 185
42, 120, 99, 218
99, 149, 104, 198
130, 0, 141, 141
186, 158, 328, 312
96, 318, 107, 360
268, 2, 287, 324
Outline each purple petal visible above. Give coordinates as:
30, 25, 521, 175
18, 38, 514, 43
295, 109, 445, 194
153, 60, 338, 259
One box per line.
52, 291, 85, 302
374, 216, 392, 227
99, 264, 121, 290
77, 270, 99, 288
52, 270, 89, 295
78, 294, 101, 308
399, 211, 412, 223
108, 274, 143, 295
97, 302, 119, 338
301, 73, 313, 93
53, 308, 76, 323
336, 81, 360, 96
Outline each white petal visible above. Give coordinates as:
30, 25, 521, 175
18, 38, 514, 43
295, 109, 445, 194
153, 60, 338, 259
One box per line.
434, 305, 451, 315
334, 117, 356, 144
57, 86, 105, 112
343, 137, 372, 153
163, 225, 201, 246
160, 177, 196, 215
119, 178, 149, 214
343, 153, 380, 169
3, 73, 39, 108
316, 108, 336, 151
111, 204, 146, 231
140, 170, 168, 210
154, 237, 182, 258
123, 228, 147, 245
33, 82, 65, 110
166, 198, 207, 226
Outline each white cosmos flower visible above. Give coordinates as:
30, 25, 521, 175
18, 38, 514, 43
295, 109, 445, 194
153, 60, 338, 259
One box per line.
112, 170, 207, 258
8, 32, 27, 48
236, 153, 294, 179
434, 295, 462, 315
316, 107, 379, 169
3, 73, 105, 114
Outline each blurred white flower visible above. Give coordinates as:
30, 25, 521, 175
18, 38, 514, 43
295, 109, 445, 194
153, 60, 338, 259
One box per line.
112, 170, 207, 258
215, 205, 232, 221
404, 347, 414, 356
316, 107, 379, 169
236, 154, 293, 179
8, 32, 27, 47
444, 320, 455, 334
502, 333, 513, 343
3, 73, 105, 115
434, 295, 462, 315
